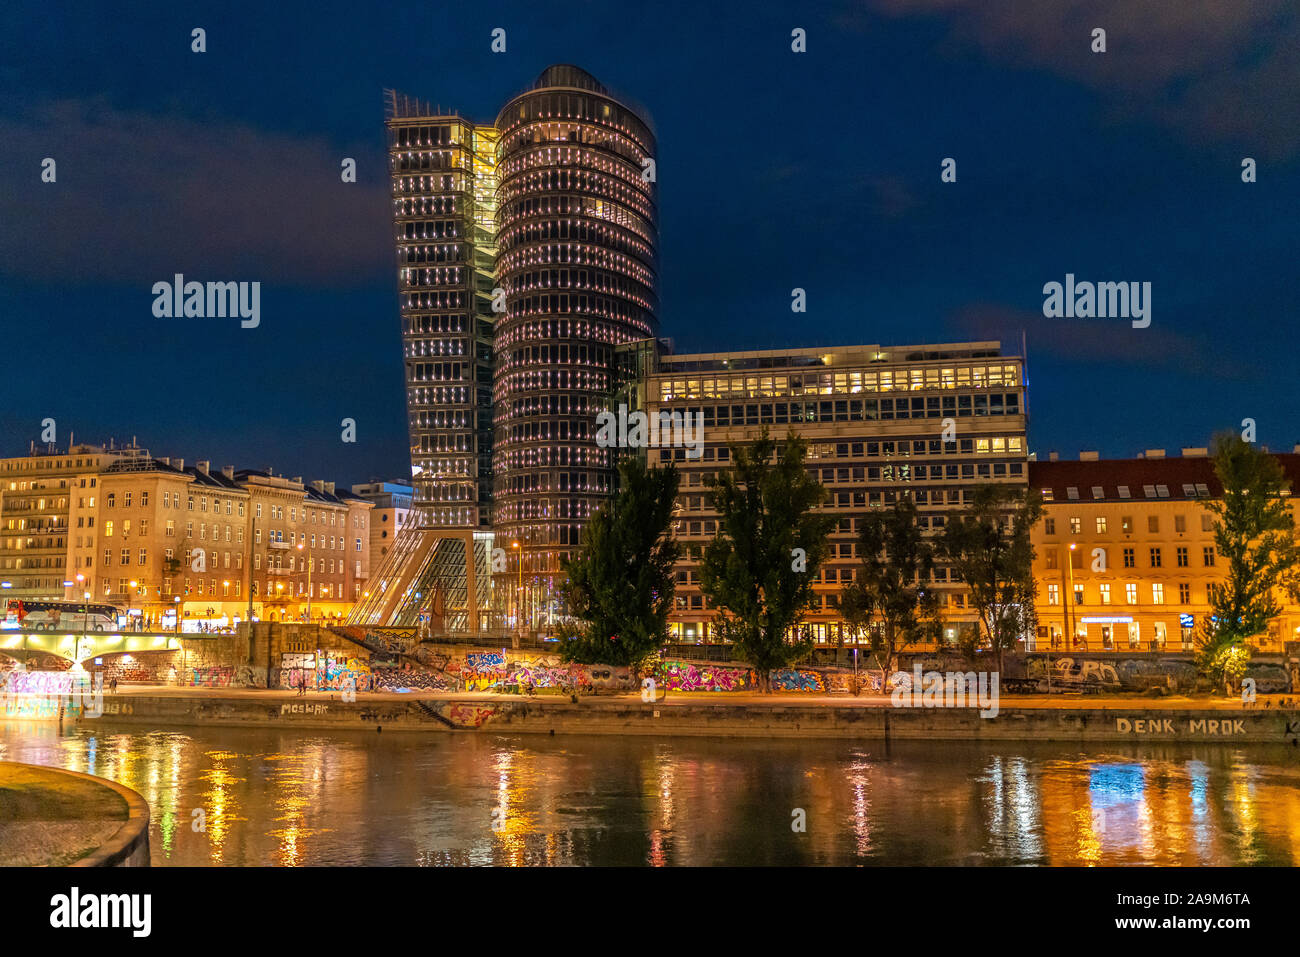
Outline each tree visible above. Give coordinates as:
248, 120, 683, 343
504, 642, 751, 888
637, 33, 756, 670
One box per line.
699, 430, 836, 692
937, 484, 1042, 672
558, 457, 680, 669
835, 498, 942, 679
1196, 433, 1300, 689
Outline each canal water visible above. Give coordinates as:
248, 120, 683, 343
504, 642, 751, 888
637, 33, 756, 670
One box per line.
3, 721, 1299, 866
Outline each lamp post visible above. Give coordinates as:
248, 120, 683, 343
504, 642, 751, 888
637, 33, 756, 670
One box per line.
78, 589, 90, 669
297, 543, 312, 622
1066, 542, 1078, 650
70, 573, 86, 666
511, 541, 522, 638
174, 595, 181, 636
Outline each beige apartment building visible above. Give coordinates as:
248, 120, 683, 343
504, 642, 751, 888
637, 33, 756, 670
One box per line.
637, 341, 1030, 645
0, 445, 129, 601
3, 445, 371, 627
1030, 448, 1300, 654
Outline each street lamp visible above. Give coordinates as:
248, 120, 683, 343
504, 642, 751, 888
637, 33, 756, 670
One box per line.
297, 543, 312, 621
511, 541, 522, 636
1066, 543, 1078, 650
173, 595, 181, 636
77, 589, 90, 669
127, 579, 137, 628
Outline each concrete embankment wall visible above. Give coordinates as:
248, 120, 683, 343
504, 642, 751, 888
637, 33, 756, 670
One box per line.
78, 693, 1300, 744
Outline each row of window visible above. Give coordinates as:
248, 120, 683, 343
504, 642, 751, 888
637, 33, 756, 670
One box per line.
1046, 545, 1216, 569
1047, 581, 1219, 605
1045, 514, 1214, 535
658, 365, 1021, 400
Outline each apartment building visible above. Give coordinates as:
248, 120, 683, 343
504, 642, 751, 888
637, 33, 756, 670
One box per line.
1030, 448, 1300, 653
1, 444, 130, 601
2, 445, 371, 626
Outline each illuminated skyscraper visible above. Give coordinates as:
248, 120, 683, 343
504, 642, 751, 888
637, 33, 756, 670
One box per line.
354, 68, 657, 630
493, 65, 659, 608
350, 94, 499, 629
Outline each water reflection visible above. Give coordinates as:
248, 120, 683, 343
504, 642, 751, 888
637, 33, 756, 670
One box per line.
3, 721, 1299, 866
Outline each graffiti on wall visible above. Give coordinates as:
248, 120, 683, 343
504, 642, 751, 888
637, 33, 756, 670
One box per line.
659, 661, 754, 692
373, 668, 455, 692
0, 670, 92, 719
824, 669, 885, 695
441, 703, 499, 728
770, 669, 826, 693
187, 667, 234, 688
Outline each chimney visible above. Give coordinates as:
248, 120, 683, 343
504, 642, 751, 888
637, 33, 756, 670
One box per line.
1079, 450, 1099, 461
222, 465, 235, 480
1181, 447, 1208, 457
1143, 449, 1166, 459
292, 476, 303, 485
1048, 451, 1059, 462
325, 481, 335, 495
159, 457, 170, 467
311, 480, 324, 492
196, 460, 210, 474
174, 458, 184, 471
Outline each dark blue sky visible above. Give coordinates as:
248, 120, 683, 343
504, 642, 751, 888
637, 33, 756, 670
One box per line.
2, 0, 1296, 485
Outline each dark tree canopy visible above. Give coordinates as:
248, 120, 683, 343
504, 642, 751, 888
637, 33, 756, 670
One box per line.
559, 457, 681, 667
699, 430, 836, 691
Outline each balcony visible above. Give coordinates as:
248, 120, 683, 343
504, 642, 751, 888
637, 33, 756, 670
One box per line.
268, 541, 290, 549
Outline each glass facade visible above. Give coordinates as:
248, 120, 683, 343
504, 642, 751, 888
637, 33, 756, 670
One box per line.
386, 92, 498, 531
492, 65, 659, 588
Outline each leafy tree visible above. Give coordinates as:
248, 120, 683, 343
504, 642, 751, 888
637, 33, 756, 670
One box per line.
1196, 433, 1300, 688
558, 458, 680, 668
937, 484, 1042, 672
834, 498, 942, 678
699, 430, 836, 692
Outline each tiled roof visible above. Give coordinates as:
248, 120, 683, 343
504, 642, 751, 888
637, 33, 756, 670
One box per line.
1029, 454, 1300, 503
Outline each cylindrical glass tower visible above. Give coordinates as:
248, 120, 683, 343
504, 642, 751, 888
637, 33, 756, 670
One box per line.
493, 65, 658, 602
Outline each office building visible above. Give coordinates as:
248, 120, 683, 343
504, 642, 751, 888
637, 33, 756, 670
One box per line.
637, 340, 1029, 643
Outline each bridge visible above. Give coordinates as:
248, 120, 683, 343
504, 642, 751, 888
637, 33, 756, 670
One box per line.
0, 629, 190, 664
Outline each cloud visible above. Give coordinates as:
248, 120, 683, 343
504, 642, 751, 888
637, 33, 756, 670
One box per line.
0, 98, 391, 285
949, 302, 1256, 380
850, 0, 1300, 160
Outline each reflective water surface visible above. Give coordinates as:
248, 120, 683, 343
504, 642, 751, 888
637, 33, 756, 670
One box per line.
3, 721, 1300, 866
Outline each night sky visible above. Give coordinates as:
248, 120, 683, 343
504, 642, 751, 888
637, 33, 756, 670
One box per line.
1, 1, 1296, 485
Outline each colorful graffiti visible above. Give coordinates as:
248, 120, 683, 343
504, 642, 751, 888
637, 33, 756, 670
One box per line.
373, 668, 456, 692
319, 657, 372, 692
659, 661, 754, 692
770, 669, 826, 693
2, 670, 78, 696
824, 669, 886, 695
187, 667, 234, 688
0, 670, 94, 719
466, 652, 506, 670
441, 703, 499, 728
506, 659, 587, 691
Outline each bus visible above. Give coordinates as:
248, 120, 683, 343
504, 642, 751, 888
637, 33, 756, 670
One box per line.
3, 598, 122, 631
